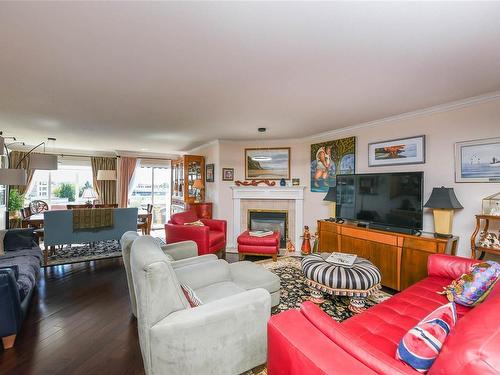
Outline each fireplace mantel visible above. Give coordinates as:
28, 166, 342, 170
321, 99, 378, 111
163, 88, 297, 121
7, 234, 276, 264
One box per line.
230, 186, 305, 252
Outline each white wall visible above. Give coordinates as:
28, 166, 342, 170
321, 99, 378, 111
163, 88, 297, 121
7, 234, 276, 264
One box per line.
193, 97, 500, 256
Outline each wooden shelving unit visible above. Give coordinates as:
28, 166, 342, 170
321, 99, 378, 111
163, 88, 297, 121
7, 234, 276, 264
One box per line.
471, 214, 500, 259
171, 155, 205, 215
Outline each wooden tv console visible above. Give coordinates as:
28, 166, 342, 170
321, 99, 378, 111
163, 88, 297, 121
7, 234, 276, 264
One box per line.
317, 220, 458, 291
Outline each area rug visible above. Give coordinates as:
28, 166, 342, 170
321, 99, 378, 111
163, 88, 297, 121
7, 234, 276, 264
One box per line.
259, 256, 391, 321
44, 237, 166, 266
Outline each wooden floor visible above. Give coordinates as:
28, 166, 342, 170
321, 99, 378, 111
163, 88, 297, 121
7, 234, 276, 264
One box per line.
0, 257, 145, 375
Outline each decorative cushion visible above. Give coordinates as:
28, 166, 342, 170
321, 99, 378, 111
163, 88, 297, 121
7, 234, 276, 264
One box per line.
184, 220, 205, 226
442, 261, 500, 307
181, 284, 203, 307
396, 302, 457, 373
4, 228, 36, 251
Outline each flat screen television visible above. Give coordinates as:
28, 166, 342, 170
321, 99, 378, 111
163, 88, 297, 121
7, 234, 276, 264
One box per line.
336, 172, 424, 231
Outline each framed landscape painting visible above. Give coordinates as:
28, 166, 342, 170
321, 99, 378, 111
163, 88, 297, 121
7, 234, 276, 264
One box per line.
310, 136, 355, 192
368, 135, 425, 167
245, 147, 290, 180
455, 137, 500, 182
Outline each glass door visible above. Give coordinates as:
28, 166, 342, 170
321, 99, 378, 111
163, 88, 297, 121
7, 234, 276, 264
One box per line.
129, 161, 171, 229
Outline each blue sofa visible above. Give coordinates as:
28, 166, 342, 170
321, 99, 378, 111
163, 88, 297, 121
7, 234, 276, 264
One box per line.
0, 228, 42, 349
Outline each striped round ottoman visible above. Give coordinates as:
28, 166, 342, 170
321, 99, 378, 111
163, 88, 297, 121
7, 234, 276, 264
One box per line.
301, 253, 382, 313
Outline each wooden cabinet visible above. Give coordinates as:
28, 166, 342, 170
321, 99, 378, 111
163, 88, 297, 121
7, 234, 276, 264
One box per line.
187, 202, 213, 219
318, 220, 458, 291
171, 155, 205, 214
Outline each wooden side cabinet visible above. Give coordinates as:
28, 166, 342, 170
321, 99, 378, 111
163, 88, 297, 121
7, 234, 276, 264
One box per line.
318, 220, 458, 291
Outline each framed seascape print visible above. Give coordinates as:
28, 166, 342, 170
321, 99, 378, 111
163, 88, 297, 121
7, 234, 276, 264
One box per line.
311, 136, 355, 192
368, 135, 425, 167
455, 137, 500, 183
222, 168, 234, 181
245, 147, 290, 180
206, 164, 214, 182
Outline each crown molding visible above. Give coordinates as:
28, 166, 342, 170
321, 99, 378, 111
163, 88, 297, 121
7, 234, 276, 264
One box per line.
308, 90, 500, 141
186, 139, 220, 154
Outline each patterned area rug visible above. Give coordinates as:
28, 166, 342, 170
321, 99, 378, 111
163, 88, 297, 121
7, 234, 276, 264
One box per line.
44, 237, 166, 266
260, 256, 391, 321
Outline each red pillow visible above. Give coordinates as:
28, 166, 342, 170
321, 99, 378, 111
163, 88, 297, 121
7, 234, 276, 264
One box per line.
396, 302, 457, 373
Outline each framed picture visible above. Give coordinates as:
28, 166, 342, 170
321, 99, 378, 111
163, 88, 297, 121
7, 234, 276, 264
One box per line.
311, 136, 355, 192
245, 147, 290, 180
368, 135, 425, 167
222, 168, 234, 181
206, 164, 214, 182
455, 137, 500, 182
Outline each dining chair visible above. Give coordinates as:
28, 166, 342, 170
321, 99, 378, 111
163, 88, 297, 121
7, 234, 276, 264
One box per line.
29, 200, 49, 214
137, 204, 153, 235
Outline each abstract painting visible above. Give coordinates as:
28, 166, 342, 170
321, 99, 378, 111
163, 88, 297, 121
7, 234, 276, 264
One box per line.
310, 136, 355, 192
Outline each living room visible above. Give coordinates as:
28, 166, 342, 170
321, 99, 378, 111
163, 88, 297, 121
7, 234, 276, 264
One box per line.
1, 2, 499, 375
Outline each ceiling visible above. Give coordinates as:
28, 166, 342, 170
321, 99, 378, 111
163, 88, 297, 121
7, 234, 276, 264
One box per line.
1, 2, 500, 153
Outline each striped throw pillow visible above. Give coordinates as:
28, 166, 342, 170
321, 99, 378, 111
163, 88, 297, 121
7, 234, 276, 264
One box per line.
396, 302, 457, 373
181, 284, 203, 307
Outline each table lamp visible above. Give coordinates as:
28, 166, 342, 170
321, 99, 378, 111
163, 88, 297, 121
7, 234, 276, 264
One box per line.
81, 187, 97, 205
193, 179, 204, 203
323, 186, 337, 219
424, 186, 463, 238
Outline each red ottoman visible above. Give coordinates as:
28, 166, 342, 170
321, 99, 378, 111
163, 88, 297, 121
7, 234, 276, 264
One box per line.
237, 231, 280, 262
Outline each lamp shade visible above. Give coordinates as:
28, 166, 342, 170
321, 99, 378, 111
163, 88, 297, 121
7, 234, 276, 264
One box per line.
97, 170, 117, 181
0, 169, 27, 185
424, 186, 463, 209
193, 179, 204, 190
323, 186, 337, 202
81, 187, 97, 199
30, 153, 58, 170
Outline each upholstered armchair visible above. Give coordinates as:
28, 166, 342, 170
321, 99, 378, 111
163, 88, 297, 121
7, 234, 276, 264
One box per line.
120, 231, 218, 317
129, 235, 270, 375
165, 211, 227, 257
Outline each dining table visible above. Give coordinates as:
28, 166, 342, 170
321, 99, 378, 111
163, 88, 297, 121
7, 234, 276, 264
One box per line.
22, 209, 153, 235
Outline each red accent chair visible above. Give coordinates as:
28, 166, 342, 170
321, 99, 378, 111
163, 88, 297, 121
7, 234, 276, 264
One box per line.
268, 254, 500, 375
165, 211, 227, 257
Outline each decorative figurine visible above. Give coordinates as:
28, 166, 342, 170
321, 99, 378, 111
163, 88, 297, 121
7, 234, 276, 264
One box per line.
286, 238, 295, 254
312, 230, 319, 253
280, 178, 286, 186
301, 226, 312, 255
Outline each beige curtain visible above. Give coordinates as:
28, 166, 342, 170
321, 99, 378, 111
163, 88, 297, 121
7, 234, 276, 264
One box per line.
9, 151, 35, 196
118, 157, 137, 208
91, 157, 117, 205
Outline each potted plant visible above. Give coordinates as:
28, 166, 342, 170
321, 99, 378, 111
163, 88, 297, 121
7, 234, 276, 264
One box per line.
8, 188, 24, 219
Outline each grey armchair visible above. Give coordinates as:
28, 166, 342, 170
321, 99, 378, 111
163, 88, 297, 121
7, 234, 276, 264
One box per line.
120, 231, 218, 317
130, 235, 270, 375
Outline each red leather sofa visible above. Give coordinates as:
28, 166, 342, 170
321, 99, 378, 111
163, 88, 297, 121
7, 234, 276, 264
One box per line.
268, 254, 500, 375
165, 211, 227, 256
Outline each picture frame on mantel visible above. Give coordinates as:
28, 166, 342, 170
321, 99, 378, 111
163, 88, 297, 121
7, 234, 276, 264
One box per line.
222, 168, 234, 181
455, 137, 500, 182
245, 147, 290, 180
368, 135, 426, 167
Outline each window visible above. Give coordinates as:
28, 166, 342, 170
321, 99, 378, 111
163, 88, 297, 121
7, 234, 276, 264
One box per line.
25, 157, 94, 208
129, 160, 171, 228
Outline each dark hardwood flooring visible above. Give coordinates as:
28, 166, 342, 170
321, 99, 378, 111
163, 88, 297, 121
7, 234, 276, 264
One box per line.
0, 258, 145, 375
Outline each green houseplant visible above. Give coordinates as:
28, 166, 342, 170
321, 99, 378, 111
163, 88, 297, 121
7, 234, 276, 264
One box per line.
8, 188, 24, 219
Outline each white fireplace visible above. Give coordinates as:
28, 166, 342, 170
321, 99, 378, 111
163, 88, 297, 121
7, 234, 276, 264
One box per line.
230, 186, 305, 253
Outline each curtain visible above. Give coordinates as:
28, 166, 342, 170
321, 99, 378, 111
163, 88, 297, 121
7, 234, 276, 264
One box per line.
9, 151, 35, 196
91, 156, 117, 205
118, 157, 137, 208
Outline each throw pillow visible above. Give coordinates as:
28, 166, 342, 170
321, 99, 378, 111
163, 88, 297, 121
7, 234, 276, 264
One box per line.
183, 220, 205, 227
180, 284, 203, 307
4, 228, 36, 251
442, 261, 500, 307
396, 302, 457, 373
0, 229, 7, 256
